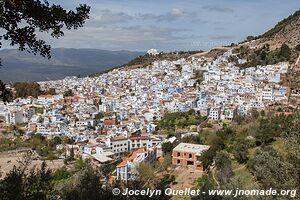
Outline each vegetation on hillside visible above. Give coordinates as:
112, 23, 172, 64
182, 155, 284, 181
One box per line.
260, 10, 300, 38
157, 109, 207, 133
90, 50, 202, 77
13, 82, 42, 98
193, 111, 300, 200
235, 43, 298, 68
0, 151, 173, 200
124, 51, 203, 68
0, 109, 299, 199
63, 89, 74, 97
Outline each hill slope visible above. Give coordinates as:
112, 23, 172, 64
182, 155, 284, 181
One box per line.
249, 10, 300, 49
0, 48, 143, 83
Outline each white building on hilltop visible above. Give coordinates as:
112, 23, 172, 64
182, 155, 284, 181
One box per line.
147, 49, 159, 56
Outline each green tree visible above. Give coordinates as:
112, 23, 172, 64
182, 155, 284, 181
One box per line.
279, 43, 291, 60
295, 44, 300, 51
53, 167, 71, 181
162, 142, 173, 155
255, 118, 279, 145
246, 35, 255, 41
233, 114, 245, 125
52, 136, 62, 146
99, 164, 113, 180
74, 159, 87, 171
215, 151, 233, 185
64, 89, 74, 97
233, 139, 250, 164
0, 159, 52, 200
136, 162, 158, 186
201, 148, 216, 171
0, 81, 13, 102
69, 146, 75, 161
13, 82, 42, 98
0, 1, 90, 61
47, 88, 56, 95
159, 153, 172, 171
0, 0, 90, 102
94, 112, 104, 123
57, 165, 114, 200
193, 173, 221, 200
248, 147, 298, 190
181, 135, 202, 144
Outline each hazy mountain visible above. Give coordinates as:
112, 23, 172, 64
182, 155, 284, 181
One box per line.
0, 48, 143, 83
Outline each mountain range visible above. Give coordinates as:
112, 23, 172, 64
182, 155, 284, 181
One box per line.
1, 9, 300, 83
0, 48, 143, 83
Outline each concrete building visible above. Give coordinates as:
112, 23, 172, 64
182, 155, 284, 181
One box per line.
116, 147, 156, 182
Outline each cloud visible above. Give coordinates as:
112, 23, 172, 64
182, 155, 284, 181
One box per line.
5, 0, 295, 52
191, 18, 209, 24
39, 25, 191, 51
210, 35, 236, 40
214, 27, 226, 31
202, 5, 234, 13
87, 9, 133, 27
170, 8, 187, 17
138, 8, 190, 22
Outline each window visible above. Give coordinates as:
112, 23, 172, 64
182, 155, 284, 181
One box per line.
187, 161, 194, 165
177, 152, 180, 157
177, 159, 180, 164
189, 154, 192, 158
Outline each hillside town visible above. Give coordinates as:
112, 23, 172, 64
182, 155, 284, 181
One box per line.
1, 1, 300, 199
0, 48, 294, 181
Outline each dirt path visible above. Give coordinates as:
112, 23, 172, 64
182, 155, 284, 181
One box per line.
233, 165, 246, 172
190, 47, 230, 59
0, 152, 64, 177
211, 168, 220, 188
171, 166, 203, 190
295, 54, 300, 69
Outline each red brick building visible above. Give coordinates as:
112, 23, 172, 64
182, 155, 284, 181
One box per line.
172, 143, 210, 171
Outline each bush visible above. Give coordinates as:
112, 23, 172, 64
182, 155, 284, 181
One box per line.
63, 89, 74, 97
295, 44, 300, 51
279, 44, 291, 60
158, 110, 205, 130
13, 82, 41, 98
162, 142, 173, 155
53, 167, 71, 181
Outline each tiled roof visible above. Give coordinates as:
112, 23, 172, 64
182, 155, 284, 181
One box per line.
117, 147, 146, 167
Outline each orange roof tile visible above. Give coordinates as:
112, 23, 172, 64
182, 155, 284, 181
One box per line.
117, 148, 146, 167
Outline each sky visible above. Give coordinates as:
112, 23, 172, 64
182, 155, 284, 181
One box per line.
2, 0, 300, 52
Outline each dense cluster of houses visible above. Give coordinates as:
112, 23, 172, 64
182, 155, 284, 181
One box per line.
0, 48, 293, 181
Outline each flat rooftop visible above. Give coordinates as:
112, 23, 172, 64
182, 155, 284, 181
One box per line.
173, 143, 210, 155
